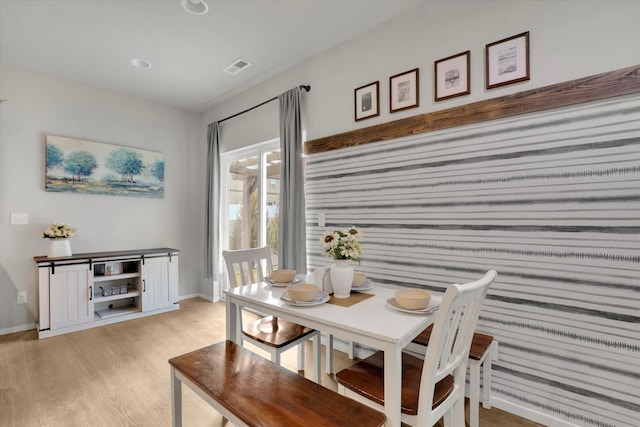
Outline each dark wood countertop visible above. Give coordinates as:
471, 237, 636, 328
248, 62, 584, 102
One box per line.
34, 247, 179, 264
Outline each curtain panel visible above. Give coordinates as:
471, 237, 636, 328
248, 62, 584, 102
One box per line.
278, 87, 307, 272
205, 121, 221, 280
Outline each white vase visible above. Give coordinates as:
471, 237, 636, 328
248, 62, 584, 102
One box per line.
330, 259, 353, 298
48, 239, 72, 258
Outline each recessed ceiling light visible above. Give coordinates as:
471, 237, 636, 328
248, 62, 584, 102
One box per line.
130, 58, 152, 69
181, 0, 208, 15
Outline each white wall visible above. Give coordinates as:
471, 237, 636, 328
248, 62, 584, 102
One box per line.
0, 64, 206, 333
304, 95, 640, 427
202, 0, 640, 147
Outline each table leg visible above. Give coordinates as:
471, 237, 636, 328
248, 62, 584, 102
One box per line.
325, 333, 334, 374
383, 346, 402, 427
225, 296, 239, 343
170, 366, 182, 427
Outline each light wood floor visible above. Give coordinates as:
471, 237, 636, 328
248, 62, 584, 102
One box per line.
0, 298, 543, 427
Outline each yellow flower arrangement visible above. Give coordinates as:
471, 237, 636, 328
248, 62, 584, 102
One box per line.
42, 222, 76, 239
321, 226, 363, 262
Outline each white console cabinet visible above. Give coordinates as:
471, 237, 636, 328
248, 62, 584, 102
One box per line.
35, 248, 179, 339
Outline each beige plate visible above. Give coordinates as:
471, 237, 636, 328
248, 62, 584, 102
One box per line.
351, 279, 373, 292
280, 292, 330, 306
386, 297, 440, 314
266, 277, 302, 287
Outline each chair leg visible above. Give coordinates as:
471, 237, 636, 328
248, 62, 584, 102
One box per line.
469, 360, 480, 427
325, 333, 334, 374
453, 393, 466, 427
271, 349, 281, 366
297, 342, 305, 371
313, 334, 321, 383
482, 350, 492, 409
348, 340, 355, 359
442, 409, 453, 427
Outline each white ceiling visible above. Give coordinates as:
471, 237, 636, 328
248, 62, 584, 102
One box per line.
0, 0, 423, 112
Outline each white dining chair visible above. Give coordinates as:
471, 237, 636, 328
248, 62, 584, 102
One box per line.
336, 270, 497, 427
222, 247, 321, 382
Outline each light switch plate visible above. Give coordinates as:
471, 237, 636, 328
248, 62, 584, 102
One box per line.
11, 212, 28, 225
17, 291, 27, 304
318, 212, 325, 227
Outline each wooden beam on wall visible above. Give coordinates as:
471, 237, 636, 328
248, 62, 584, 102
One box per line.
305, 64, 640, 155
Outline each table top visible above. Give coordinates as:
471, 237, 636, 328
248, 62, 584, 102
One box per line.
225, 281, 440, 347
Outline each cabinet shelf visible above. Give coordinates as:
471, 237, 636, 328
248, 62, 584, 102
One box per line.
93, 290, 141, 303
95, 305, 141, 319
93, 272, 140, 283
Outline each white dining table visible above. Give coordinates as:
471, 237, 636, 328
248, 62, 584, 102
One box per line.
225, 280, 440, 427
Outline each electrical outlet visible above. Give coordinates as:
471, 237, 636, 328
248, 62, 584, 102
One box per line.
17, 291, 27, 305
318, 212, 325, 227
491, 340, 499, 362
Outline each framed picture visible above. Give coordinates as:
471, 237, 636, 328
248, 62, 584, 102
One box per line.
354, 81, 380, 121
389, 68, 419, 113
105, 262, 121, 276
45, 135, 165, 198
486, 31, 530, 89
434, 51, 470, 102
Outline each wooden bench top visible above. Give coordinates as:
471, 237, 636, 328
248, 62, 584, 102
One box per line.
412, 325, 493, 360
169, 340, 386, 427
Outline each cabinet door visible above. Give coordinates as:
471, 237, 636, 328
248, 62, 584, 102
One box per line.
141, 257, 172, 312
49, 264, 93, 329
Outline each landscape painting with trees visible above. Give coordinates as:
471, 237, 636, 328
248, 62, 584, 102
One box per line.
45, 135, 164, 198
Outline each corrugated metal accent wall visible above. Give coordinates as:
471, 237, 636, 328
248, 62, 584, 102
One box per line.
304, 94, 640, 427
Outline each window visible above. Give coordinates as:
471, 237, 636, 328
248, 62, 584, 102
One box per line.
221, 139, 281, 269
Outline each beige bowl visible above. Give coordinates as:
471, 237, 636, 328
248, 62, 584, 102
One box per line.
271, 269, 296, 283
287, 283, 319, 302
395, 289, 431, 310
352, 272, 367, 288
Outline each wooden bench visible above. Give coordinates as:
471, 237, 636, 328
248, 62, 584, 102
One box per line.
404, 325, 493, 427
169, 340, 386, 427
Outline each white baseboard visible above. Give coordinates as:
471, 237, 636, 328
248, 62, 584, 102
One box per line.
492, 397, 581, 427
1, 294, 217, 337
0, 322, 36, 336
179, 292, 220, 302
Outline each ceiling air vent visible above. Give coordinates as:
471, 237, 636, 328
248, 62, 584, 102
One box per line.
223, 58, 252, 75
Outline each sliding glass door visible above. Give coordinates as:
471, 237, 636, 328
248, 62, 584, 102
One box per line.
221, 139, 282, 269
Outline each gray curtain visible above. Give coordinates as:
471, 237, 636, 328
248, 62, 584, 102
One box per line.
205, 121, 220, 280
278, 87, 307, 273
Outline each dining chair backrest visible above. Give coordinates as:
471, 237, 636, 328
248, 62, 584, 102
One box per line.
417, 270, 497, 426
222, 246, 274, 288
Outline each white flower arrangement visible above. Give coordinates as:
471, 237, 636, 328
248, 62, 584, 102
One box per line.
42, 222, 76, 239
321, 226, 363, 262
